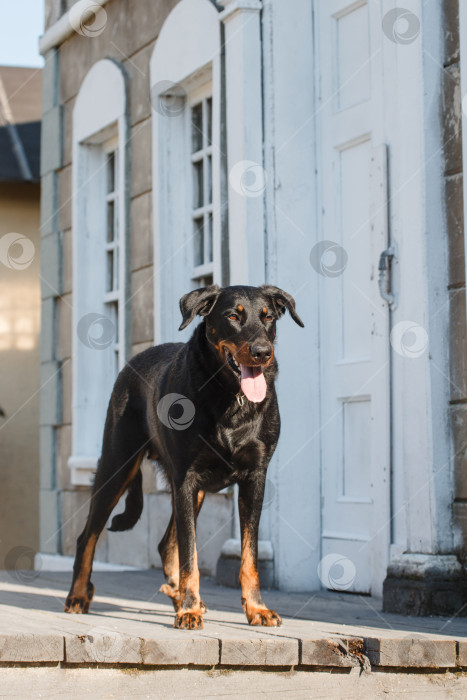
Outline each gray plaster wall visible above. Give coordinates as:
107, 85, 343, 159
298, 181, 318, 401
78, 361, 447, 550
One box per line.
39, 0, 234, 574
442, 0, 467, 558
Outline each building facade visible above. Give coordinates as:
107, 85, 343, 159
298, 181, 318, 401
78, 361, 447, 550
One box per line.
39, 0, 467, 613
0, 66, 42, 571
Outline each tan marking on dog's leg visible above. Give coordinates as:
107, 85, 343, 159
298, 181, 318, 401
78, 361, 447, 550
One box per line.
240, 530, 281, 627
175, 550, 204, 629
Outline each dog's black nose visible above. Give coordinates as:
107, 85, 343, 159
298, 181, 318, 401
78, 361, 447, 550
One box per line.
250, 343, 272, 364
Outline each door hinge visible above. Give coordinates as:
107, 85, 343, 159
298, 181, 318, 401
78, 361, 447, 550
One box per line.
378, 245, 397, 309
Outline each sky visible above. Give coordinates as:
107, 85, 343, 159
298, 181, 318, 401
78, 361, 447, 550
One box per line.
0, 0, 45, 68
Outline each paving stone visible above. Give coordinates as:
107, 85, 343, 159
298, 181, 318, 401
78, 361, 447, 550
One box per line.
62, 97, 76, 168
1, 571, 466, 668
130, 120, 152, 198
41, 106, 62, 176
125, 42, 154, 127
56, 424, 72, 491
444, 0, 460, 65
0, 634, 63, 662
220, 638, 298, 666
39, 360, 61, 426
301, 638, 361, 667
130, 192, 153, 271
142, 638, 219, 666
56, 293, 72, 362
445, 174, 465, 287
66, 633, 142, 664
40, 171, 58, 237
61, 358, 72, 425
364, 637, 456, 668
458, 639, 467, 666
41, 232, 61, 299
131, 267, 154, 344
58, 165, 72, 232
40, 489, 59, 554
40, 297, 55, 363
443, 62, 462, 174
62, 227, 72, 294
42, 48, 59, 112
453, 502, 467, 553
39, 425, 56, 490
449, 288, 467, 401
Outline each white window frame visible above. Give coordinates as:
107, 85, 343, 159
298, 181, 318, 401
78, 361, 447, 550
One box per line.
150, 0, 222, 343
102, 136, 123, 372
69, 59, 128, 486
188, 83, 218, 288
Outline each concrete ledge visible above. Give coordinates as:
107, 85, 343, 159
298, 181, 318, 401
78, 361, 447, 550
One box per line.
383, 576, 467, 617
142, 638, 219, 666
365, 637, 457, 668
301, 638, 361, 667
221, 638, 298, 666
1, 570, 466, 670
2, 632, 465, 668
0, 634, 64, 663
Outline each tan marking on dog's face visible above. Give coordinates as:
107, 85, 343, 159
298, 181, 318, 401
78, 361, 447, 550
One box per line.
216, 339, 274, 367
237, 304, 244, 312
196, 490, 205, 511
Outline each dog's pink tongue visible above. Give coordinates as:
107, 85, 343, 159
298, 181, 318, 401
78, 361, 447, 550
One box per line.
240, 365, 267, 403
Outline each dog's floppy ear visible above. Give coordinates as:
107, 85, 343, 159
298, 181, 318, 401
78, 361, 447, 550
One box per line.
260, 285, 304, 327
179, 285, 221, 330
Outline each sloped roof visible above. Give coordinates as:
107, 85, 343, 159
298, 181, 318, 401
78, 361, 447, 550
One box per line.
0, 66, 42, 182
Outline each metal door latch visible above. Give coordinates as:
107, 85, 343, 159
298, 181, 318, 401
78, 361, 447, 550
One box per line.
378, 245, 397, 309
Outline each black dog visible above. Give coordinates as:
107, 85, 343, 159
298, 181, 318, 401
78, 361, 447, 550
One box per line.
65, 284, 304, 629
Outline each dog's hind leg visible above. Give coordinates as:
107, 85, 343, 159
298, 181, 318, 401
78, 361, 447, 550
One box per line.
158, 490, 207, 613
64, 436, 145, 614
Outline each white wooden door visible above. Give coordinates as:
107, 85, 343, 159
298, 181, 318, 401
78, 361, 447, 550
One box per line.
313, 0, 391, 594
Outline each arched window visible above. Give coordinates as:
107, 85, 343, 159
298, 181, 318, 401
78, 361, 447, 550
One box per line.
150, 0, 223, 343
68, 59, 128, 486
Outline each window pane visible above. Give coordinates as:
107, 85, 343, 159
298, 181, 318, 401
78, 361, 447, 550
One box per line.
207, 97, 212, 146
106, 250, 114, 292
107, 201, 114, 242
114, 150, 119, 190
193, 160, 204, 209
206, 155, 212, 205
113, 246, 119, 291
201, 274, 213, 287
206, 213, 213, 264
191, 103, 203, 152
193, 217, 204, 267
107, 152, 115, 193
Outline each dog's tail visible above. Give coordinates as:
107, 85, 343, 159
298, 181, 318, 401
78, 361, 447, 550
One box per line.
107, 469, 143, 532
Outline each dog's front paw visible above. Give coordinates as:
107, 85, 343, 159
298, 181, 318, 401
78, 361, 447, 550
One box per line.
173, 611, 204, 630
246, 606, 281, 627
160, 584, 208, 613
64, 582, 95, 614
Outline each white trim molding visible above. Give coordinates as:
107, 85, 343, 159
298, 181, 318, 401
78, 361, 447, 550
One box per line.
150, 0, 222, 344
69, 58, 129, 486
219, 0, 262, 22
459, 0, 467, 321
219, 0, 265, 285
39, 0, 112, 55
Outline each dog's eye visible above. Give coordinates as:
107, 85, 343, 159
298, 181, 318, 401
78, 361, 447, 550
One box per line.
265, 315, 274, 322
228, 314, 239, 321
